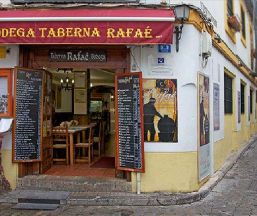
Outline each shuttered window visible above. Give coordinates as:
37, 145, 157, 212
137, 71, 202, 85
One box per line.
224, 73, 233, 114
250, 89, 253, 114
241, 7, 246, 39
241, 83, 245, 114
227, 0, 233, 16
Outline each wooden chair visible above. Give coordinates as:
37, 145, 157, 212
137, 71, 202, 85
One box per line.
74, 126, 95, 164
52, 126, 69, 165
93, 121, 104, 158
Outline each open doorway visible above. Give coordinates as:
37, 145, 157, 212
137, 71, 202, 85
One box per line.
16, 45, 129, 179
45, 68, 116, 178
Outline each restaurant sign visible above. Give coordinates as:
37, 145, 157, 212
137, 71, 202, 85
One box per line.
49, 49, 107, 62
0, 21, 173, 44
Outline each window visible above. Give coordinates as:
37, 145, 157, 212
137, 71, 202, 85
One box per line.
225, 0, 236, 43
0, 69, 12, 117
227, 0, 233, 16
250, 89, 253, 114
241, 83, 245, 114
241, 6, 246, 39
224, 73, 233, 114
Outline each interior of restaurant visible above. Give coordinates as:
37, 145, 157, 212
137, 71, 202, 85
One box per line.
45, 67, 116, 178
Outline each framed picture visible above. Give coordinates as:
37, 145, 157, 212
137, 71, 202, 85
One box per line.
74, 89, 87, 114
74, 72, 86, 88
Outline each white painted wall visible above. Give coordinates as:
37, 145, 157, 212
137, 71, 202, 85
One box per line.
131, 19, 255, 155
132, 25, 200, 153
0, 45, 19, 68
171, 0, 254, 70
0, 0, 10, 5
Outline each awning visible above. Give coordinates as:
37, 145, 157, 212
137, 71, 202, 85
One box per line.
0, 8, 175, 44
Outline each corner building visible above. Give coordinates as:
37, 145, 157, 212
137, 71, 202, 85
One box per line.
0, 0, 256, 193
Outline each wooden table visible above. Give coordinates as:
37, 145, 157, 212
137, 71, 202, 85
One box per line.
67, 123, 96, 165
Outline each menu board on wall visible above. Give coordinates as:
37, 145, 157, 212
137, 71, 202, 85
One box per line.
13, 68, 43, 162
115, 72, 144, 172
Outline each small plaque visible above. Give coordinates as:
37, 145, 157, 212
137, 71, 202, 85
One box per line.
158, 44, 171, 53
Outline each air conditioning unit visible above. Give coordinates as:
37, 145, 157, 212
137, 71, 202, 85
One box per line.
202, 31, 212, 58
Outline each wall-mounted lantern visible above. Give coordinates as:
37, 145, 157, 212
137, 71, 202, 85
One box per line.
174, 4, 190, 52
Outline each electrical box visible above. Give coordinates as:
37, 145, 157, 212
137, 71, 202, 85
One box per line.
202, 31, 212, 57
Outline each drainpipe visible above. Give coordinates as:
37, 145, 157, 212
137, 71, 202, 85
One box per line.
136, 172, 141, 194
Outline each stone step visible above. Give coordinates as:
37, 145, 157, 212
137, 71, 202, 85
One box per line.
17, 190, 69, 205
0, 189, 202, 206
68, 191, 158, 206
12, 203, 59, 210
0, 189, 69, 203
17, 175, 131, 192
67, 191, 196, 206
0, 189, 70, 204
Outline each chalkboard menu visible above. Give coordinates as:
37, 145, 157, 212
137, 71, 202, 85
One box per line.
115, 72, 144, 172
13, 68, 43, 162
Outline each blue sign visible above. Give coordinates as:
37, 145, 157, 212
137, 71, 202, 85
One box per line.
158, 44, 171, 53
158, 58, 164, 64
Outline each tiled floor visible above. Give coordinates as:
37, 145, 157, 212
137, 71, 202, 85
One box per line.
45, 161, 115, 178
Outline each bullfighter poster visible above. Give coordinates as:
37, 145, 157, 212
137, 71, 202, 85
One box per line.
143, 79, 177, 143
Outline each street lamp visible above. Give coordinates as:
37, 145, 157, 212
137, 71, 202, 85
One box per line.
174, 5, 190, 52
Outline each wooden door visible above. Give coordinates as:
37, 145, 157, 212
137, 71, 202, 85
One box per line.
40, 70, 53, 173
14, 68, 52, 176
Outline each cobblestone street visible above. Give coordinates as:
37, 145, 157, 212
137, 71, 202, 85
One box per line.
1, 141, 257, 216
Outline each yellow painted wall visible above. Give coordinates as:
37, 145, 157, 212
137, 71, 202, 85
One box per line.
240, 115, 250, 145
131, 152, 199, 193
250, 114, 257, 136
1, 150, 18, 189
250, 122, 257, 136
214, 115, 234, 171
214, 113, 254, 172
232, 114, 249, 153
